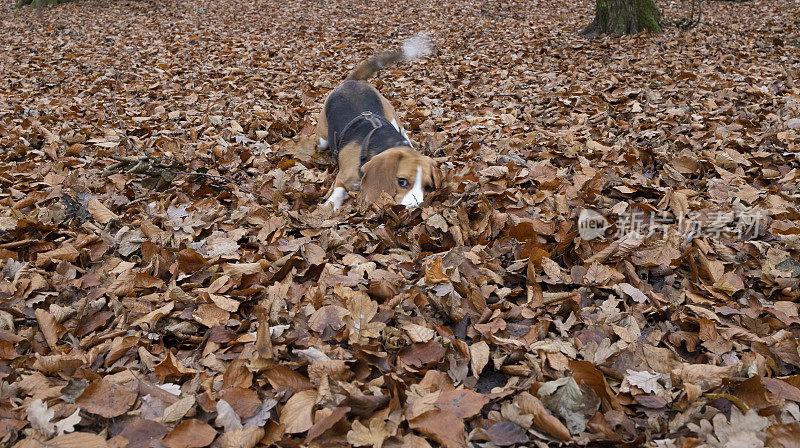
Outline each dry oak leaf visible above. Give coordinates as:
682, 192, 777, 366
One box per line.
279, 389, 317, 434
346, 409, 402, 448
688, 407, 768, 448
75, 378, 137, 418
26, 398, 55, 437
623, 370, 664, 395
671, 363, 733, 391
400, 434, 434, 448
162, 419, 217, 448
424, 257, 450, 284
408, 409, 466, 448
308, 359, 353, 383
346, 295, 385, 344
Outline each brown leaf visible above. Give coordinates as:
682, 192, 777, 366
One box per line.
35, 244, 79, 267
75, 378, 137, 418
762, 377, 800, 402
767, 422, 800, 448
215, 426, 265, 448
308, 305, 349, 334
177, 248, 207, 274
34, 308, 60, 350
569, 360, 621, 411
400, 340, 445, 368
735, 376, 772, 409
114, 419, 169, 448
15, 432, 109, 448
219, 388, 260, 419
424, 257, 450, 284
154, 351, 200, 380
408, 410, 465, 448
222, 359, 254, 389
87, 198, 118, 224
279, 389, 317, 434
263, 365, 314, 393
341, 394, 390, 418
433, 388, 489, 419
162, 419, 217, 448
305, 406, 350, 443
515, 392, 571, 442
485, 421, 528, 447
192, 303, 229, 327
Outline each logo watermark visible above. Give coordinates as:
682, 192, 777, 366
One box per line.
578, 208, 764, 241
578, 208, 610, 241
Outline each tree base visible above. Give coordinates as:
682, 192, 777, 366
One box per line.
581, 0, 661, 38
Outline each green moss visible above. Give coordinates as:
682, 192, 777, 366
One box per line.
582, 0, 661, 37
635, 0, 662, 32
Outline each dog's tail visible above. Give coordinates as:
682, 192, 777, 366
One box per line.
346, 32, 434, 81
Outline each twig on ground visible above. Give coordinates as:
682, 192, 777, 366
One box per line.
108, 71, 269, 201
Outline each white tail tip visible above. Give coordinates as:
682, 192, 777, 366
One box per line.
402, 32, 434, 60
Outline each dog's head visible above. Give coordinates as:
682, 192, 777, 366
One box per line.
359, 147, 440, 208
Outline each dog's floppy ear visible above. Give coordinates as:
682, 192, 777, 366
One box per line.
359, 150, 402, 205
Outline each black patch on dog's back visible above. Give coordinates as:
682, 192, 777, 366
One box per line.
325, 81, 408, 161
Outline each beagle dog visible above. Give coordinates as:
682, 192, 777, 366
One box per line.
318, 34, 440, 210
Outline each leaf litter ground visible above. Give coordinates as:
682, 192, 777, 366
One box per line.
1, 0, 800, 447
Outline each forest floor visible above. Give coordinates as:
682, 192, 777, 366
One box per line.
1, 0, 800, 446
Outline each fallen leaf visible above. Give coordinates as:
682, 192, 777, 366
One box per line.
279, 389, 317, 434
162, 419, 217, 448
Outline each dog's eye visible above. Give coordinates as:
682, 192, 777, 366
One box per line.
424, 185, 434, 193
397, 178, 409, 188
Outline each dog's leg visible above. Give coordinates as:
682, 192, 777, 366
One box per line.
316, 102, 330, 150
324, 186, 349, 210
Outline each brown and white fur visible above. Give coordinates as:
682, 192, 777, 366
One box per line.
317, 33, 440, 210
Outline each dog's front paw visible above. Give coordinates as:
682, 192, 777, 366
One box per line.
324, 187, 349, 211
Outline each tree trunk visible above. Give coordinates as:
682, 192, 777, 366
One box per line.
581, 0, 661, 37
